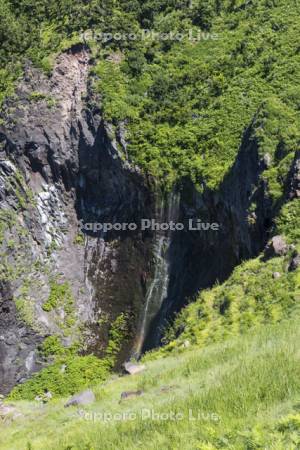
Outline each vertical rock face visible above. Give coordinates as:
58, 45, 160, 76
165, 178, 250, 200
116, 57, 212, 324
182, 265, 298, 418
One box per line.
0, 44, 155, 392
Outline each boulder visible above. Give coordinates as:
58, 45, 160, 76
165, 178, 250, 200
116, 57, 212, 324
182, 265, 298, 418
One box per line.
124, 362, 146, 375
264, 235, 288, 258
0, 404, 22, 422
183, 339, 191, 348
119, 390, 143, 402
272, 272, 281, 279
289, 254, 300, 272
64, 389, 95, 408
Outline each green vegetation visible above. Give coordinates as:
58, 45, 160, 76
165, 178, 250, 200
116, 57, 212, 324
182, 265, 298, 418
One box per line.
42, 281, 74, 313
5, 169, 36, 210
73, 232, 85, 246
9, 355, 110, 400
0, 209, 17, 247
1, 2, 300, 448
105, 313, 130, 364
41, 280, 78, 336
29, 91, 57, 108
276, 198, 300, 243
1, 0, 300, 190
29, 91, 48, 101
8, 312, 131, 400
90, 0, 300, 190
38, 335, 66, 358
2, 318, 300, 449
15, 295, 36, 331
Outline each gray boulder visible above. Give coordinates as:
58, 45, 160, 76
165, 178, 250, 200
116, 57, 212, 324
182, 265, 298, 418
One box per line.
64, 389, 95, 408
119, 390, 143, 403
124, 362, 146, 375
272, 272, 281, 279
289, 254, 300, 272
264, 235, 288, 258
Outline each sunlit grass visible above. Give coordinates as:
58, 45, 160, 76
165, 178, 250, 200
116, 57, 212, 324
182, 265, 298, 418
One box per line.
1, 317, 300, 449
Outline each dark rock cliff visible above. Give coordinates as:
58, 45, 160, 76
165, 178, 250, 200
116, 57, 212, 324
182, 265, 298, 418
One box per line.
0, 45, 156, 393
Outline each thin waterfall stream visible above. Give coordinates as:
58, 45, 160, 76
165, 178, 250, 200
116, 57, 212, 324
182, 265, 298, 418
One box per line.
132, 191, 180, 358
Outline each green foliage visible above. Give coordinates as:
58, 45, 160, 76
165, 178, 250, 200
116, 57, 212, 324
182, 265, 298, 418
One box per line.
0, 209, 17, 246
1, 0, 299, 192
93, 60, 140, 122
276, 199, 300, 243
73, 232, 85, 246
42, 281, 74, 312
9, 313, 129, 400
14, 281, 43, 332
8, 355, 110, 400
105, 313, 129, 363
0, 66, 20, 106
252, 98, 300, 202
29, 91, 47, 101
90, 0, 300, 190
15, 296, 36, 330
4, 169, 36, 210
38, 335, 66, 358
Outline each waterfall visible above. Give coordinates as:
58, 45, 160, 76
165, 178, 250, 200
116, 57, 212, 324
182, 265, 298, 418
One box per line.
132, 191, 180, 358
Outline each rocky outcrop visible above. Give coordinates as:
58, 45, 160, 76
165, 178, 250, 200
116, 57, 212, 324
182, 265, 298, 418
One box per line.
0, 46, 92, 393
289, 253, 300, 272
264, 235, 289, 259
0, 45, 155, 393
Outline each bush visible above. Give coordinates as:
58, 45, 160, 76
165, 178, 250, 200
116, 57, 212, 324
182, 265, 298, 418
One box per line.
9, 355, 110, 400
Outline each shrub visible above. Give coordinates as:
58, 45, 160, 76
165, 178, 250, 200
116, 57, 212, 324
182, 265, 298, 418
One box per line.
9, 355, 110, 400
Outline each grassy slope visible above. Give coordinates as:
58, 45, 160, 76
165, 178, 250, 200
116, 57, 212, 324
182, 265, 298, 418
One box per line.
1, 318, 300, 449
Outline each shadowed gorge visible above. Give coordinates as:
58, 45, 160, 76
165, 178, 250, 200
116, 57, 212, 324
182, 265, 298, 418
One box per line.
0, 38, 299, 392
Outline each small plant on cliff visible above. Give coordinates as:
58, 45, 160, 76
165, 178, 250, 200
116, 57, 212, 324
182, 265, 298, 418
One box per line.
42, 281, 73, 312
29, 91, 47, 101
38, 335, 66, 358
73, 232, 85, 246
